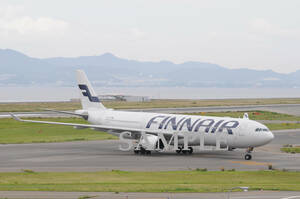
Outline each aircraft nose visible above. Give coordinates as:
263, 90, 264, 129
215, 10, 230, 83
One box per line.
270, 131, 274, 140
265, 131, 274, 144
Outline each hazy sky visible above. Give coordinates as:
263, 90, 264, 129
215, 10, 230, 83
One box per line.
1, 0, 300, 73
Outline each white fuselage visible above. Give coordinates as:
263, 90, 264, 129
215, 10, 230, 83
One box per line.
87, 109, 274, 149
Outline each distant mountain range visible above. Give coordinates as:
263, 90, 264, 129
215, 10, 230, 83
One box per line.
0, 49, 299, 87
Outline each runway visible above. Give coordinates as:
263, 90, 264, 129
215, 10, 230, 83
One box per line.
1, 191, 300, 199
0, 129, 299, 172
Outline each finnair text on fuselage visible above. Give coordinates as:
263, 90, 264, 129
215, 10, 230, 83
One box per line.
146, 115, 239, 134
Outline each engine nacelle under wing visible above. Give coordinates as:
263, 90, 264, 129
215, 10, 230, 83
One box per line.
139, 134, 165, 150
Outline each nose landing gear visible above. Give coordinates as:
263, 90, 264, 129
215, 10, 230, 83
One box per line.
244, 147, 254, 160
245, 154, 252, 160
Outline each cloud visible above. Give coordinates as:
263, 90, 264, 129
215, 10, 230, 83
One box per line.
0, 5, 69, 35
0, 16, 68, 34
0, 5, 24, 18
250, 18, 272, 33
249, 18, 299, 37
129, 28, 147, 39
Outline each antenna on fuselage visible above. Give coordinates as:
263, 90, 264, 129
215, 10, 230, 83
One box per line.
243, 113, 249, 119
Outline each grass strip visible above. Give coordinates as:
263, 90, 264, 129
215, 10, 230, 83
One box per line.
0, 170, 299, 192
266, 123, 300, 130
281, 146, 300, 153
2, 98, 300, 112
0, 118, 116, 144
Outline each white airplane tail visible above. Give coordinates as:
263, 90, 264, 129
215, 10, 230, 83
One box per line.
76, 70, 106, 110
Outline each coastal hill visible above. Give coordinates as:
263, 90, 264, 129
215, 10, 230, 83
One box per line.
0, 49, 299, 87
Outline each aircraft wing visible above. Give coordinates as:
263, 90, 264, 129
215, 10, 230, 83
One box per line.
9, 113, 176, 137
43, 109, 88, 119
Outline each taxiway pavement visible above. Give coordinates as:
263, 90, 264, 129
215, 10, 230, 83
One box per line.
0, 129, 299, 172
1, 191, 300, 199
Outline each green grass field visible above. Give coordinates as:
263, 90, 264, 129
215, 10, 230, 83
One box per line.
187, 110, 300, 121
281, 146, 300, 153
0, 118, 116, 144
266, 123, 300, 130
1, 98, 300, 112
0, 170, 299, 192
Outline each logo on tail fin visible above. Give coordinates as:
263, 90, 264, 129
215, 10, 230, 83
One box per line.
78, 84, 100, 102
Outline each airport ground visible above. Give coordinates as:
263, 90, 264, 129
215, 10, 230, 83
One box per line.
1, 190, 300, 199
1, 98, 300, 112
1, 99, 300, 198
0, 170, 300, 192
1, 128, 300, 172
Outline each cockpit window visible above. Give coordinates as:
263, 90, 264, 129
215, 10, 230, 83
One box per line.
255, 128, 269, 132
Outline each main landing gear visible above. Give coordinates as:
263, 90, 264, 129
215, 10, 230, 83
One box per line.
244, 147, 254, 160
134, 146, 194, 155
176, 146, 193, 154
134, 147, 151, 155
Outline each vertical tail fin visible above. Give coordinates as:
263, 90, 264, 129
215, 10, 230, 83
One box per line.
76, 70, 106, 110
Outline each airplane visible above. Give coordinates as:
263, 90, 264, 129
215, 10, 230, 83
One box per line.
10, 70, 274, 160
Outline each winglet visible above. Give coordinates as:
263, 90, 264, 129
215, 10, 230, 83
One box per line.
9, 113, 23, 122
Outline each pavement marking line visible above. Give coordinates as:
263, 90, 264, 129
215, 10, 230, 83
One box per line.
230, 160, 270, 166
281, 196, 300, 199
233, 197, 281, 199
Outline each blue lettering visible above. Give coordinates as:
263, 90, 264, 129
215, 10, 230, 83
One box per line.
218, 121, 239, 135
179, 118, 201, 132
159, 116, 171, 129
146, 116, 166, 128
194, 119, 215, 133
164, 117, 186, 130
211, 120, 225, 133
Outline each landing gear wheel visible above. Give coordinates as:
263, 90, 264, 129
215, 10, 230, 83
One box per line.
182, 150, 188, 154
245, 154, 252, 160
176, 147, 182, 154
134, 147, 140, 154
140, 147, 146, 155
188, 147, 193, 154
146, 150, 151, 155
228, 147, 235, 151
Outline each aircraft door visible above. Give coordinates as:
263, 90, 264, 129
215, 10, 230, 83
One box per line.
229, 121, 244, 146
239, 122, 247, 136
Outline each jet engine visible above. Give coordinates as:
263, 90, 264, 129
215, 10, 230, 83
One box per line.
133, 134, 165, 155
139, 134, 159, 150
